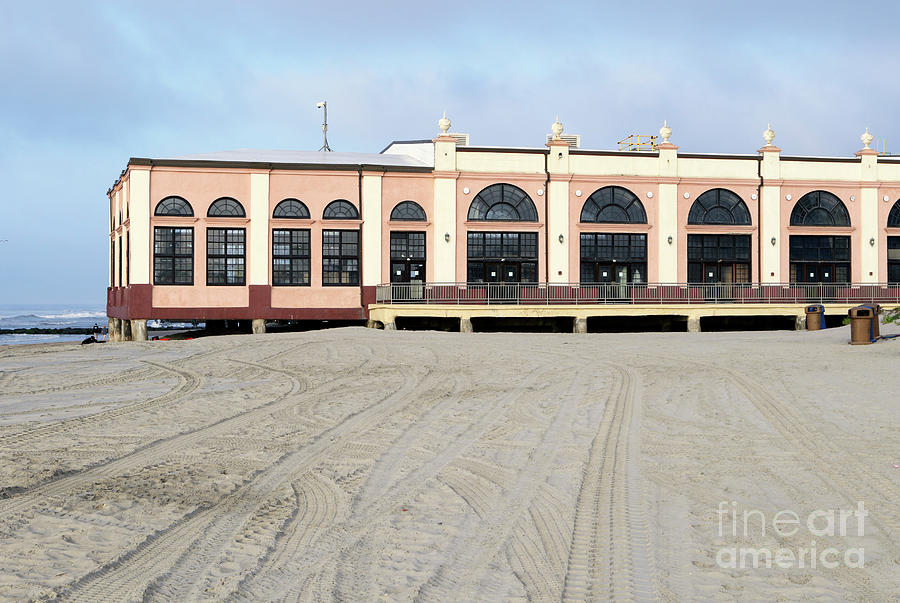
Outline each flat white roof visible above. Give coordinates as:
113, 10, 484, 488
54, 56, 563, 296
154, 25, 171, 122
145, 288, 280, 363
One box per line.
165, 148, 431, 168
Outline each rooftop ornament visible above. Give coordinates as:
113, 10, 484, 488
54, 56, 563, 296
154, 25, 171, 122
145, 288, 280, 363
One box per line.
763, 123, 775, 146
438, 111, 451, 137
861, 127, 874, 149
551, 116, 564, 140
659, 120, 672, 144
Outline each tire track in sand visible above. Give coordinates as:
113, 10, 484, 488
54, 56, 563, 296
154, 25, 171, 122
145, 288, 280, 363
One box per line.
725, 368, 900, 546
236, 359, 563, 602
0, 360, 203, 447
0, 339, 361, 515
63, 348, 432, 602
0, 342, 339, 520
722, 367, 900, 601
413, 362, 598, 601
561, 363, 657, 602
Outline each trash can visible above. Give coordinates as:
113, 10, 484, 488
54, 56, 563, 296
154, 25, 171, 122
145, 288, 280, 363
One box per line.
871, 304, 882, 339
805, 304, 825, 331
848, 305, 876, 345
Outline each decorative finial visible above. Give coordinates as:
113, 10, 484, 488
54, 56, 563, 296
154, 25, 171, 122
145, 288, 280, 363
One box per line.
763, 123, 775, 146
861, 127, 873, 149
551, 115, 564, 140
438, 111, 451, 136
659, 120, 672, 143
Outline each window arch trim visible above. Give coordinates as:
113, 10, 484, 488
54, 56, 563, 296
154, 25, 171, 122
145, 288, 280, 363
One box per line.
390, 200, 427, 221
888, 199, 900, 227
580, 186, 647, 224
789, 191, 850, 227
207, 197, 246, 218
273, 198, 311, 219
687, 188, 751, 225
154, 196, 194, 217
467, 183, 538, 222
323, 199, 360, 220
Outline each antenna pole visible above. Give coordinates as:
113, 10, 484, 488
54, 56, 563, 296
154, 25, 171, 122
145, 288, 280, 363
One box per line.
317, 101, 332, 151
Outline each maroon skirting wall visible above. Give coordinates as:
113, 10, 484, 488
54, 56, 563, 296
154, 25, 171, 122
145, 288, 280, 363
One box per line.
107, 285, 374, 321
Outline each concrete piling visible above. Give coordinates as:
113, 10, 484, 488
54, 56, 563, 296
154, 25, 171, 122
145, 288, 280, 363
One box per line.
687, 316, 701, 333
573, 317, 587, 334
459, 317, 473, 333
131, 319, 147, 341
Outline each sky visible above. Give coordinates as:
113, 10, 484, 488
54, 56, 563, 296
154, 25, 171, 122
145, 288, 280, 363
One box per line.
1, 1, 899, 305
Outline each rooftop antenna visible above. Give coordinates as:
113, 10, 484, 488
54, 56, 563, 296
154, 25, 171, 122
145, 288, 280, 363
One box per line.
316, 101, 332, 151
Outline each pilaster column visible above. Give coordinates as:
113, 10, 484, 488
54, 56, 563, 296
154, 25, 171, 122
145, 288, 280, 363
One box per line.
361, 171, 383, 286
857, 145, 879, 282
657, 141, 679, 282
249, 171, 270, 286
129, 168, 151, 285
433, 133, 458, 282
547, 137, 571, 282
759, 144, 782, 283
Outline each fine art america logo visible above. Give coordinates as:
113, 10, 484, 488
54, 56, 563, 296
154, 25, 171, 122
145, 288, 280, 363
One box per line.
715, 501, 867, 569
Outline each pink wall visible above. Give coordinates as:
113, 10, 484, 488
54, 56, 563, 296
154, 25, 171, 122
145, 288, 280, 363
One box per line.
455, 174, 547, 281
878, 188, 900, 281
268, 170, 361, 307
380, 173, 435, 283
568, 178, 658, 282
676, 182, 760, 283
778, 185, 856, 281
149, 168, 363, 310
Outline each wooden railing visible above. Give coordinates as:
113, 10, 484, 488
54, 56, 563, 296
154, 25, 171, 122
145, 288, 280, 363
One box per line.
375, 282, 900, 305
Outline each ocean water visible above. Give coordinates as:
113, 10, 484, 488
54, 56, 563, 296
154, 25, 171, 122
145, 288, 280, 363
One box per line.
0, 305, 203, 345
0, 304, 106, 346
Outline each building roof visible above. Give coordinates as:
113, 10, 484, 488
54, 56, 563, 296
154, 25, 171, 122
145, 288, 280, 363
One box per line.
159, 148, 432, 168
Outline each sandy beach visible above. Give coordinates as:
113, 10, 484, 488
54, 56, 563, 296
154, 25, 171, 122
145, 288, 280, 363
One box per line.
0, 325, 898, 601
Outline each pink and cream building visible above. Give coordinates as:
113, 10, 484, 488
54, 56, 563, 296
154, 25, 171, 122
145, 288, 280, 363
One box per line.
106, 117, 900, 338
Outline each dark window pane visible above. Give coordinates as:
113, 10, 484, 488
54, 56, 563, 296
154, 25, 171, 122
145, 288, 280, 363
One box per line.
468, 184, 537, 222
273, 198, 310, 219
322, 229, 359, 286
207, 197, 245, 217
323, 200, 359, 219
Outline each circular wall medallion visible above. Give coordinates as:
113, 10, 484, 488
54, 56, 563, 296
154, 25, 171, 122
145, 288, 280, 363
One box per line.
463, 187, 470, 194
785, 194, 792, 201
683, 192, 690, 199
575, 190, 582, 197
537, 189, 544, 196
750, 193, 757, 200
850, 195, 856, 202
646, 191, 653, 198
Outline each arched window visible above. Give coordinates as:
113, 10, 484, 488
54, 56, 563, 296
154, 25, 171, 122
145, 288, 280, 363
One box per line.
154, 196, 193, 216
273, 198, 310, 219
688, 189, 751, 225
207, 197, 245, 217
390, 200, 426, 221
580, 186, 646, 223
468, 184, 538, 222
790, 191, 850, 226
888, 199, 900, 227
323, 200, 359, 219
